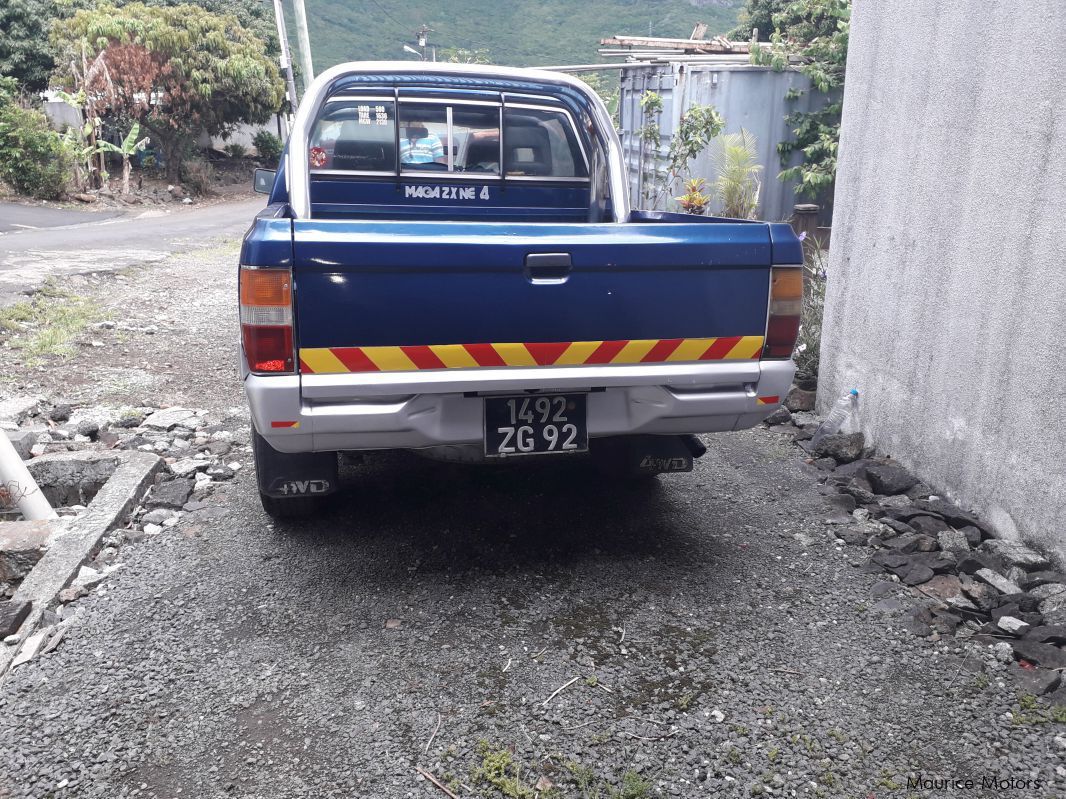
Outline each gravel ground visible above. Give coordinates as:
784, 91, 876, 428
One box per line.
1, 240, 1064, 798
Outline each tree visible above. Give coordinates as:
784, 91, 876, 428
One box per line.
0, 0, 56, 92
97, 121, 150, 194
52, 3, 284, 180
748, 0, 850, 198
728, 0, 782, 42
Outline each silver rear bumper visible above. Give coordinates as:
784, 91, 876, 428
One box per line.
244, 360, 795, 453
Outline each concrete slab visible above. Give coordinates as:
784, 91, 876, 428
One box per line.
0, 450, 162, 677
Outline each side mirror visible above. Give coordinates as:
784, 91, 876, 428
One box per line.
253, 168, 276, 194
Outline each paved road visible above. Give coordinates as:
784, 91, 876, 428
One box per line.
0, 243, 1060, 797
0, 196, 264, 303
0, 201, 123, 234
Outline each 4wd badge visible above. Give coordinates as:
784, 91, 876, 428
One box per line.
275, 479, 331, 496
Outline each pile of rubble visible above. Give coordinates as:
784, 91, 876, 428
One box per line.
1, 396, 246, 602
765, 405, 1066, 703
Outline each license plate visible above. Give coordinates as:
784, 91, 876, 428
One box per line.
484, 394, 588, 457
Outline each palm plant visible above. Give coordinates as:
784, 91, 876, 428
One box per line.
96, 122, 150, 195
712, 130, 763, 219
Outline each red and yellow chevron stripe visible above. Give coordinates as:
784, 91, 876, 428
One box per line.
299, 335, 764, 374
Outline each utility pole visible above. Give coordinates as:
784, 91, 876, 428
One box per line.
416, 24, 433, 61
292, 0, 315, 92
271, 0, 300, 124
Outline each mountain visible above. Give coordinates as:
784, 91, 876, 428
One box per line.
299, 0, 745, 71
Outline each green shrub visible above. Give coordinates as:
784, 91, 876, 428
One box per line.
252, 130, 282, 162
181, 157, 216, 196
224, 142, 247, 159
0, 95, 70, 199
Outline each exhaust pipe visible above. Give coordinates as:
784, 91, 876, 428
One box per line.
680, 434, 707, 459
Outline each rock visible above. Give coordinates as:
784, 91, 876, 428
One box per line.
957, 552, 1005, 576
882, 533, 938, 554
993, 641, 1015, 663
954, 525, 983, 548
910, 515, 951, 535
975, 568, 1022, 595
937, 529, 970, 555
919, 574, 963, 601
146, 479, 194, 509
1028, 583, 1066, 601
784, 386, 816, 412
58, 585, 88, 604
114, 410, 147, 429
823, 493, 857, 513
75, 419, 100, 440
0, 600, 31, 637
1039, 593, 1066, 625
878, 494, 912, 510
10, 629, 48, 669
1011, 639, 1066, 670
205, 464, 235, 480
143, 523, 163, 535
843, 476, 877, 505
1009, 664, 1061, 696
0, 396, 42, 425
1024, 626, 1066, 645
865, 464, 918, 496
206, 440, 232, 457
879, 518, 917, 536
764, 407, 792, 426
913, 498, 983, 529
997, 616, 1031, 636
0, 520, 51, 582
1005, 566, 1028, 586
811, 457, 837, 471
1022, 571, 1066, 590
73, 192, 97, 203
901, 564, 935, 586
6, 427, 48, 460
143, 407, 197, 431
872, 597, 905, 614
142, 509, 174, 525
930, 610, 963, 635
812, 432, 864, 464
980, 540, 1049, 570
170, 458, 208, 478
48, 404, 72, 422
961, 577, 999, 612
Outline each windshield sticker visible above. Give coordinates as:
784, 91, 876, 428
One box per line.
405, 185, 492, 201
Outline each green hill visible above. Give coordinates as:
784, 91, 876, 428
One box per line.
300, 0, 744, 70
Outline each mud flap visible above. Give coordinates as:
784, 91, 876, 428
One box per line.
591, 434, 704, 477
252, 430, 339, 498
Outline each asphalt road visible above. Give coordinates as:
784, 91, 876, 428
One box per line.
0, 196, 264, 304
0, 201, 123, 234
0, 236, 1062, 797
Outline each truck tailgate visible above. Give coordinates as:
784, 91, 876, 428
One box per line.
292, 220, 772, 376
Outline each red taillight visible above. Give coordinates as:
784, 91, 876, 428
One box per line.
240, 267, 294, 373
763, 267, 802, 359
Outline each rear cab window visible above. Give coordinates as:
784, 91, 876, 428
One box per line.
307, 90, 592, 220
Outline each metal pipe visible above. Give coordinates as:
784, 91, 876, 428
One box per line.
0, 431, 57, 521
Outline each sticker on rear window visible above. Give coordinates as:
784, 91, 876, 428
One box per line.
404, 184, 491, 201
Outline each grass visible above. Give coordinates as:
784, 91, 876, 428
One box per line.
0, 280, 106, 362
565, 761, 651, 799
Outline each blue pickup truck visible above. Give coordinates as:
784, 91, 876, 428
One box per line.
241, 62, 802, 516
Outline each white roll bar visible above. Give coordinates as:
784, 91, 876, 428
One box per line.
285, 61, 631, 223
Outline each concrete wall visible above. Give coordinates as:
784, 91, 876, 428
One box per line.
819, 0, 1066, 562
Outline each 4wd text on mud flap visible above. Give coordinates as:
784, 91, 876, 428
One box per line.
639, 456, 690, 472
277, 480, 331, 495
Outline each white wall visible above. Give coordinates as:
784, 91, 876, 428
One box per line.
819, 0, 1066, 562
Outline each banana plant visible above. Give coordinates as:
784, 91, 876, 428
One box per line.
96, 122, 150, 195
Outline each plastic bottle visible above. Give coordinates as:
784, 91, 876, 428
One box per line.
810, 389, 859, 448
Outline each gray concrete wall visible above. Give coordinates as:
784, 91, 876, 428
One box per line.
819, 0, 1066, 562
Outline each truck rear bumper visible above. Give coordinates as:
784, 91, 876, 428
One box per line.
244, 360, 795, 454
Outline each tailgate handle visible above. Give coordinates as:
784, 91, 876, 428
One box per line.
525, 253, 571, 284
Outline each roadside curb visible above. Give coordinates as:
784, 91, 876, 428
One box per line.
0, 450, 162, 678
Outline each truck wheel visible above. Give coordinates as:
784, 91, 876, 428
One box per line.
251, 428, 336, 518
